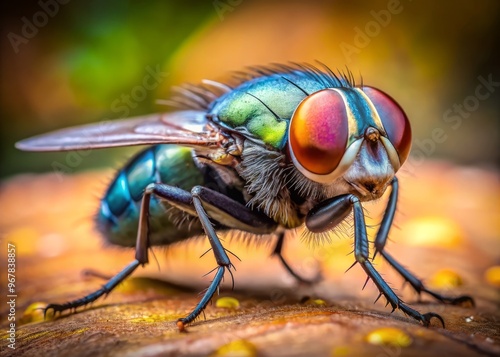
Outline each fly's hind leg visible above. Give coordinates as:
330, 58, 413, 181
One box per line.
43, 182, 192, 318
373, 177, 474, 306
43, 188, 154, 317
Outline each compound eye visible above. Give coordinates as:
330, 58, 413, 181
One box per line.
363, 86, 412, 165
289, 89, 349, 175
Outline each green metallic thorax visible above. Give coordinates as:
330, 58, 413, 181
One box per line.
209, 72, 338, 149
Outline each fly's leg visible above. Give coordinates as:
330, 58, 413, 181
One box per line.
141, 184, 277, 330
43, 187, 153, 317
272, 232, 322, 284
306, 193, 444, 327
81, 269, 112, 280
45, 182, 276, 327
45, 262, 141, 317
176, 186, 233, 330
373, 177, 474, 306
350, 195, 444, 327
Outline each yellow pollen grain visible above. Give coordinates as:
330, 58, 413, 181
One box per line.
365, 327, 413, 347
215, 296, 240, 309
303, 298, 327, 306
20, 302, 47, 324
211, 339, 257, 357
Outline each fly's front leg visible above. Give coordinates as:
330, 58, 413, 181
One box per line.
373, 178, 474, 306
143, 183, 277, 330
350, 195, 444, 327
306, 194, 444, 327
44, 185, 155, 317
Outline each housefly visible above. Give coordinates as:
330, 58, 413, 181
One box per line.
16, 62, 473, 330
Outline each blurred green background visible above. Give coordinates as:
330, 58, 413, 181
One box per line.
1, 0, 499, 178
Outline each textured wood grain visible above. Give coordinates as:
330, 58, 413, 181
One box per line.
0, 161, 499, 357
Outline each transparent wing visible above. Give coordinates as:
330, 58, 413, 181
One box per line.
15, 110, 220, 152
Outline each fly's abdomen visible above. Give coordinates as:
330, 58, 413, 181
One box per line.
97, 144, 205, 247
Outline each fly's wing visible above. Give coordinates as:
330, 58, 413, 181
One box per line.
15, 110, 219, 152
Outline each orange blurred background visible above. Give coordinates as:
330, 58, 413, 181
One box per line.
0, 0, 499, 177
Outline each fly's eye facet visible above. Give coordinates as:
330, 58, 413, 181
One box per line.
289, 89, 349, 176
363, 86, 412, 165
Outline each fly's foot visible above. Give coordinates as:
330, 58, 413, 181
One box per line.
176, 319, 187, 332
423, 289, 475, 307
43, 303, 71, 319
175, 265, 227, 331
81, 268, 112, 281
441, 294, 475, 307
448, 295, 475, 307
419, 312, 445, 328
43, 286, 109, 319
394, 299, 445, 328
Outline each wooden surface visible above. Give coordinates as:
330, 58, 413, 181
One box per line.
0, 160, 499, 357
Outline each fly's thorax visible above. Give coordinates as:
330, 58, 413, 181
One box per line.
208, 70, 339, 150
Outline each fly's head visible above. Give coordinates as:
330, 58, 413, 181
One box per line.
288, 86, 412, 201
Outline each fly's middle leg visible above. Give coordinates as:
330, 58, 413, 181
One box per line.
272, 232, 322, 284
141, 183, 277, 331
44, 181, 277, 329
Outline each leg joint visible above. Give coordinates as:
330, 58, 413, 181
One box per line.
190, 185, 203, 198
144, 182, 157, 195
355, 252, 368, 264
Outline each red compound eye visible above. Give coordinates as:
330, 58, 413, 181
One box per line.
363, 86, 412, 165
289, 89, 349, 175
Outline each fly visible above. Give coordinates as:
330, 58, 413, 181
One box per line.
16, 62, 473, 330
